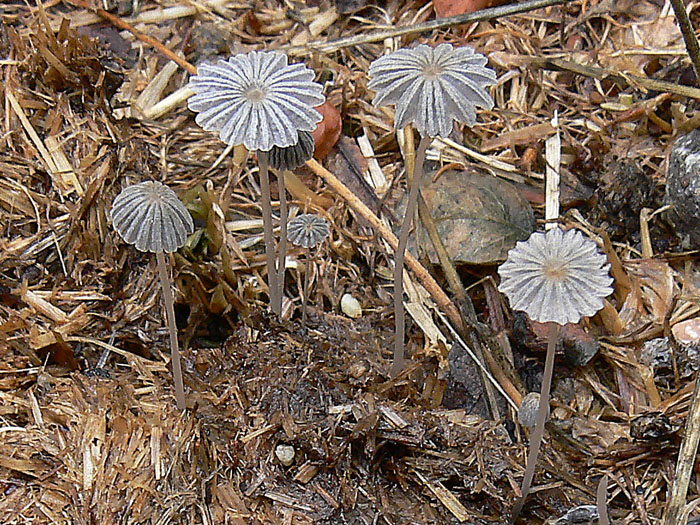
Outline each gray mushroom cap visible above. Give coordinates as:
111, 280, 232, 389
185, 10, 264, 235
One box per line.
111, 181, 194, 253
268, 131, 315, 171
287, 214, 330, 248
368, 43, 496, 138
187, 51, 325, 151
498, 228, 613, 325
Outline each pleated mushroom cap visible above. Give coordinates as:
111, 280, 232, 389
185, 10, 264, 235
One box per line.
111, 181, 194, 253
269, 131, 315, 171
287, 214, 330, 249
368, 43, 496, 137
498, 228, 613, 325
187, 51, 325, 151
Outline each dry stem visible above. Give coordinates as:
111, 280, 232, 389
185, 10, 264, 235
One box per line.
282, 0, 566, 56
665, 370, 700, 524
669, 0, 700, 86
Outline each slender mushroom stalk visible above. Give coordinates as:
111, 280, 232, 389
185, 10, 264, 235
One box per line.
269, 131, 316, 316
597, 475, 610, 525
156, 251, 186, 410
391, 134, 431, 377
301, 245, 312, 326
510, 323, 559, 519
498, 227, 613, 521
368, 43, 496, 376
286, 213, 330, 329
111, 181, 194, 411
257, 151, 279, 311
276, 172, 288, 315
186, 52, 324, 318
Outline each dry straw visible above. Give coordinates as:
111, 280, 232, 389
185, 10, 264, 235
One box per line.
111, 181, 194, 411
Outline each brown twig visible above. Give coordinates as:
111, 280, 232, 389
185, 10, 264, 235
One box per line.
64, 0, 198, 75
306, 158, 464, 334
531, 57, 700, 100
282, 0, 567, 56
669, 0, 700, 86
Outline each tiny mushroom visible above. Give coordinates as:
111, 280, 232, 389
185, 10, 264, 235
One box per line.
368, 43, 496, 377
286, 213, 330, 327
518, 392, 547, 429
111, 181, 194, 411
187, 51, 325, 318
498, 227, 613, 519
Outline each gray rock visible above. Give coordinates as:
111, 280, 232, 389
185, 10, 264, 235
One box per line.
666, 130, 700, 247
553, 504, 598, 524
640, 336, 700, 379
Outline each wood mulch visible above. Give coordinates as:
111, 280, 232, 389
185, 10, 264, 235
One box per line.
1, 0, 699, 523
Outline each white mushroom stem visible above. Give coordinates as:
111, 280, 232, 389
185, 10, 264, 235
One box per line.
597, 475, 610, 525
301, 246, 312, 327
156, 251, 186, 411
391, 135, 431, 378
258, 151, 281, 316
511, 322, 560, 521
275, 169, 289, 316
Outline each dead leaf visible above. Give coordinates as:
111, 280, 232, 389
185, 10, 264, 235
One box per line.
413, 169, 534, 265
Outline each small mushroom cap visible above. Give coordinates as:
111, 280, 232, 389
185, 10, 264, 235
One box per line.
518, 392, 549, 428
268, 131, 315, 171
111, 181, 194, 253
498, 228, 613, 325
368, 43, 496, 137
287, 214, 330, 248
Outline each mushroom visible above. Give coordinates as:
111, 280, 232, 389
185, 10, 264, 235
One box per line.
367, 43, 496, 377
498, 227, 613, 520
268, 130, 316, 315
286, 213, 330, 327
187, 51, 324, 317
111, 181, 194, 411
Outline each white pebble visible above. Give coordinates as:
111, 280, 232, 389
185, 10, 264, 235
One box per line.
275, 444, 295, 466
341, 293, 362, 319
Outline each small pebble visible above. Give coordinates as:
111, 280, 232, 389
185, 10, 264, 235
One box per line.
347, 360, 368, 379
340, 293, 362, 318
275, 444, 295, 467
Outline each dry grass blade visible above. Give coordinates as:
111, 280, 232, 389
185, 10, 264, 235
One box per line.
665, 376, 700, 524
